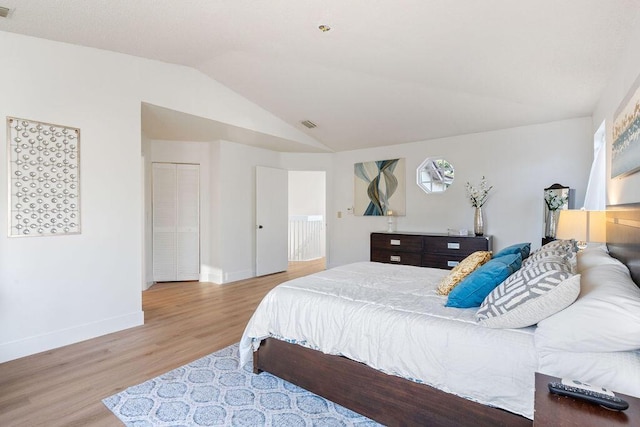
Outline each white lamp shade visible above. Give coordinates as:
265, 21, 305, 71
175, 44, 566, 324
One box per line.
587, 211, 606, 242
556, 210, 606, 243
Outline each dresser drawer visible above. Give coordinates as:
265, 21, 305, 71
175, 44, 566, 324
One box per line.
370, 233, 423, 252
423, 235, 490, 255
422, 253, 467, 269
371, 249, 423, 266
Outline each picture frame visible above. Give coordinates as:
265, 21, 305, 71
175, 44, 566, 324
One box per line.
7, 116, 81, 237
354, 158, 406, 216
611, 74, 640, 179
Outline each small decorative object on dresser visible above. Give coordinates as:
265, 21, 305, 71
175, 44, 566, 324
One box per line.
370, 232, 492, 269
466, 176, 492, 236
386, 209, 395, 232
474, 207, 484, 236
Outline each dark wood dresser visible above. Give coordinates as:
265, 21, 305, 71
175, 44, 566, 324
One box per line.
370, 232, 493, 269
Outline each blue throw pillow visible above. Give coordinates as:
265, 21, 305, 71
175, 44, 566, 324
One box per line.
446, 253, 522, 308
493, 243, 531, 260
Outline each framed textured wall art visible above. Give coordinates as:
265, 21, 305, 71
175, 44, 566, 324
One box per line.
7, 117, 80, 237
612, 74, 640, 179
354, 158, 406, 216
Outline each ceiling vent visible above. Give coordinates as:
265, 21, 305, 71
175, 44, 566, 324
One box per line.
301, 120, 317, 129
0, 7, 10, 18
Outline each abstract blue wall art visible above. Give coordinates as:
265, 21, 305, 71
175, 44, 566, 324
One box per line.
612, 75, 640, 179
354, 158, 406, 216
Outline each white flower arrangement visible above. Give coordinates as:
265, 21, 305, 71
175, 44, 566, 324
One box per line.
466, 176, 493, 208
544, 190, 568, 211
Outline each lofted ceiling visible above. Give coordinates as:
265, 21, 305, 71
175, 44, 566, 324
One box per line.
1, 1, 639, 152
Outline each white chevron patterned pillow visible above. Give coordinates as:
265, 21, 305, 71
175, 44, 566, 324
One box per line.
522, 249, 575, 268
476, 259, 580, 329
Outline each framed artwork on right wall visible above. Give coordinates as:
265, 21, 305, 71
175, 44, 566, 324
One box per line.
612, 74, 640, 179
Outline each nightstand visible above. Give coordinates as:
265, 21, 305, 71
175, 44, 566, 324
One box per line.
534, 373, 640, 426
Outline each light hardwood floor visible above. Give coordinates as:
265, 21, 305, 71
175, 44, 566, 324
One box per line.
0, 259, 325, 427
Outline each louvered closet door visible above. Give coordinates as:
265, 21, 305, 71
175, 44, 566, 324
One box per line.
176, 164, 200, 280
152, 164, 177, 282
152, 163, 200, 282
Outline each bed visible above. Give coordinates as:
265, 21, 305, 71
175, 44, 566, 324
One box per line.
240, 204, 640, 426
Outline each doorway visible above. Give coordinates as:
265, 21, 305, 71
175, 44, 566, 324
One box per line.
288, 171, 326, 268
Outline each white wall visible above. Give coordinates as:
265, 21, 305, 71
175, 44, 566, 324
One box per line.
289, 171, 326, 216
324, 118, 593, 268
142, 133, 152, 289
0, 31, 320, 362
216, 141, 283, 283
592, 22, 640, 206
0, 33, 144, 362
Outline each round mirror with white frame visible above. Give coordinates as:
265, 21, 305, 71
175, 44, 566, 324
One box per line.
416, 157, 454, 194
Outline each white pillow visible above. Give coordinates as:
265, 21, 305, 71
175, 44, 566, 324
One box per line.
477, 261, 579, 329
522, 249, 575, 269
535, 262, 640, 353
576, 246, 624, 273
537, 239, 574, 253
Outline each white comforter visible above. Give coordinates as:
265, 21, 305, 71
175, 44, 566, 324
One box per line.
240, 262, 538, 419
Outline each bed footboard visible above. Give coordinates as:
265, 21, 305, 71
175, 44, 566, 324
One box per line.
253, 338, 531, 427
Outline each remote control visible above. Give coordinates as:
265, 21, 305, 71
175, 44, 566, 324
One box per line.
548, 379, 629, 411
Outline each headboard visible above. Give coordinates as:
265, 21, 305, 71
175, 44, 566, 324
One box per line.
607, 203, 640, 286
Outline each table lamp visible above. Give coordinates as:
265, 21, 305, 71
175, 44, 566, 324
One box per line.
556, 210, 606, 251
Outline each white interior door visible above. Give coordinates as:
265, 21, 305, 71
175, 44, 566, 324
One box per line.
152, 163, 200, 282
256, 166, 288, 276
152, 164, 177, 282
176, 164, 200, 280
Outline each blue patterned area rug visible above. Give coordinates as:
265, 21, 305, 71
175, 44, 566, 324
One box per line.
103, 343, 381, 426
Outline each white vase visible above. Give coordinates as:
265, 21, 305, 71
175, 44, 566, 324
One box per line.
474, 207, 484, 236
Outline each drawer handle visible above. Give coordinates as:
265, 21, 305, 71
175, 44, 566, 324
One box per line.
447, 242, 460, 250
390, 255, 401, 262
447, 261, 459, 267
390, 239, 401, 246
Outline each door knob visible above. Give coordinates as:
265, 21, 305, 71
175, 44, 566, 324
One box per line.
258, 225, 263, 229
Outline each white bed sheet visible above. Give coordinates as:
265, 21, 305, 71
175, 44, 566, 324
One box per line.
240, 261, 538, 419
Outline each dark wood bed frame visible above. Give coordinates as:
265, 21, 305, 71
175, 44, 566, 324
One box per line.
253, 204, 640, 427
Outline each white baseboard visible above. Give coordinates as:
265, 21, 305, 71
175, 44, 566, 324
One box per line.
200, 268, 254, 284
200, 270, 223, 284
223, 269, 253, 284
0, 311, 144, 364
